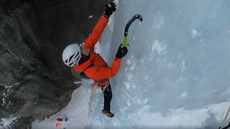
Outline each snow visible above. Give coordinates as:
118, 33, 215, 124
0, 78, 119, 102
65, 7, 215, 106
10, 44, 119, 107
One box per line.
2, 86, 13, 108
32, 80, 93, 129
191, 29, 199, 38
151, 40, 166, 55
32, 0, 230, 129
0, 116, 18, 129
181, 91, 187, 98
88, 15, 93, 19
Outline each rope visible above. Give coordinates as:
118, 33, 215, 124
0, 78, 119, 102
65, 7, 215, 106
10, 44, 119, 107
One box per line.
220, 106, 230, 129
88, 83, 98, 116
56, 83, 98, 128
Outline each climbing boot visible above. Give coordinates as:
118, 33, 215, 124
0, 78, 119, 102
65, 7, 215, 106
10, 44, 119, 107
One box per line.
102, 109, 114, 117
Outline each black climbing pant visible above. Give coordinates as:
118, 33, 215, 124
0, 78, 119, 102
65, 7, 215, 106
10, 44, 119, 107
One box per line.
103, 82, 112, 112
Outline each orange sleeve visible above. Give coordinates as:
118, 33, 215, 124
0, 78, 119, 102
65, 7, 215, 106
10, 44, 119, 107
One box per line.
84, 15, 109, 51
86, 58, 122, 80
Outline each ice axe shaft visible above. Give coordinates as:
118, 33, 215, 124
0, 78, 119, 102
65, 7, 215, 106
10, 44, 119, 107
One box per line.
121, 14, 143, 48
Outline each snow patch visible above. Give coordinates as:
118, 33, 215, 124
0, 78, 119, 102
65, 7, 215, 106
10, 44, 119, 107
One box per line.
130, 62, 136, 70
2, 86, 13, 108
167, 62, 173, 67
151, 40, 166, 55
127, 59, 131, 65
32, 82, 92, 129
127, 73, 133, 80
124, 82, 131, 89
74, 81, 81, 84
135, 97, 148, 105
132, 84, 136, 88
208, 102, 230, 122
127, 100, 131, 106
191, 29, 200, 38
94, 41, 102, 53
138, 106, 209, 127
181, 60, 186, 72
88, 15, 93, 19
177, 53, 183, 59
176, 76, 185, 83
152, 10, 164, 29
1, 116, 18, 128
126, 59, 136, 70
200, 39, 204, 43
137, 102, 230, 128
141, 58, 144, 63
181, 92, 187, 98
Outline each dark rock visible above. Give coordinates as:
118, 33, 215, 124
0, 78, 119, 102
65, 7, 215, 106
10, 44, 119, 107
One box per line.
0, 0, 107, 128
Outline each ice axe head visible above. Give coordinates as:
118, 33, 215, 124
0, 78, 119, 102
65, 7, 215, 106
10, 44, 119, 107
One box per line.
135, 14, 143, 22
121, 14, 143, 48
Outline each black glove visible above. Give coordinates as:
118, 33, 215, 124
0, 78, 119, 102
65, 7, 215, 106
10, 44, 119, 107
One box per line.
115, 44, 128, 58
104, 1, 116, 18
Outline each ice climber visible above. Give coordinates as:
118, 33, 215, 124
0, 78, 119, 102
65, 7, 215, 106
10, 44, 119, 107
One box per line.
61, 1, 128, 117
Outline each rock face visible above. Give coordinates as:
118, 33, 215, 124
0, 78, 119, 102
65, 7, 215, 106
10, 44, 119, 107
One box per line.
0, 0, 107, 128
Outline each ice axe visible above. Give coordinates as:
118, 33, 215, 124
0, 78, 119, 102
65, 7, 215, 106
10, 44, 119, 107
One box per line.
121, 14, 143, 48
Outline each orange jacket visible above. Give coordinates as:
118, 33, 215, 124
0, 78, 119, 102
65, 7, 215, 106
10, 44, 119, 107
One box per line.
73, 15, 122, 85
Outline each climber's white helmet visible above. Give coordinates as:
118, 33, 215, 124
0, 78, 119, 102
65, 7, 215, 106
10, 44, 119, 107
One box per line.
62, 44, 81, 67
